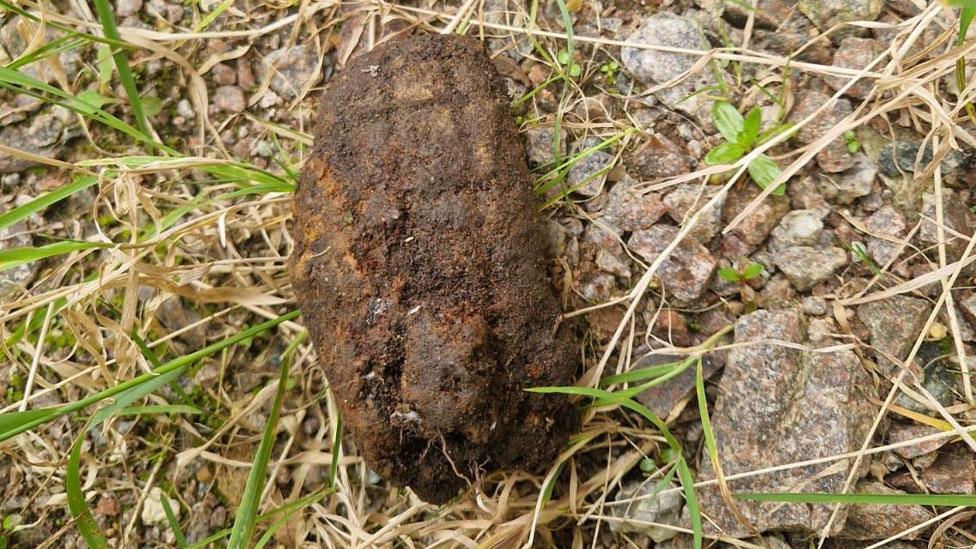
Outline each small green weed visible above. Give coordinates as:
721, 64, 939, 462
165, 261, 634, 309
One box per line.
704, 101, 792, 195
717, 261, 764, 283
842, 130, 861, 154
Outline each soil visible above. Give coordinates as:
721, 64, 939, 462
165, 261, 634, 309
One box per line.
290, 34, 580, 504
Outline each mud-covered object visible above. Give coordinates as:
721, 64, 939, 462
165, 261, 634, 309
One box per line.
290, 34, 579, 504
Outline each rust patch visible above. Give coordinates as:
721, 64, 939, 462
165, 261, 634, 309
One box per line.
290, 34, 579, 503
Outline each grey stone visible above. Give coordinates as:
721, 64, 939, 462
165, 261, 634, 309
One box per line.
769, 209, 824, 251
826, 37, 885, 98
627, 225, 717, 303
857, 295, 930, 377
822, 153, 876, 204
864, 205, 906, 265
634, 354, 722, 419
817, 138, 855, 173
606, 177, 668, 232
0, 220, 36, 296
610, 478, 683, 540
699, 309, 876, 537
567, 149, 612, 197
176, 99, 195, 119
773, 246, 848, 291
628, 132, 691, 181
894, 342, 960, 414
213, 86, 246, 113
0, 111, 67, 173
596, 248, 632, 279
835, 480, 932, 540
260, 45, 320, 99
723, 183, 791, 249
803, 296, 829, 316
581, 272, 615, 302
621, 12, 709, 87
620, 13, 714, 122
663, 183, 726, 242
917, 451, 975, 494
153, 297, 206, 351
888, 422, 948, 460
877, 140, 966, 184
116, 0, 143, 17
918, 189, 975, 260
524, 127, 566, 167
789, 89, 853, 145
798, 0, 883, 31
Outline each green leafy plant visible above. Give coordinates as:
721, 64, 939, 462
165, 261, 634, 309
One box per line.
842, 129, 861, 153
599, 60, 619, 85
556, 49, 582, 78
717, 261, 764, 283
704, 102, 790, 196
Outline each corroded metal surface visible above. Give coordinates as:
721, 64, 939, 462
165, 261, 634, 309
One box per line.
290, 34, 578, 503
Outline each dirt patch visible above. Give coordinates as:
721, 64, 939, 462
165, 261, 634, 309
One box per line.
290, 34, 579, 504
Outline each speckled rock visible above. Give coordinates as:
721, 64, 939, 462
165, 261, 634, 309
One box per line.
918, 189, 976, 260
620, 13, 714, 122
628, 225, 717, 303
857, 295, 930, 377
0, 110, 69, 173
213, 85, 246, 113
826, 37, 885, 98
888, 422, 949, 459
628, 132, 692, 180
864, 205, 906, 265
774, 245, 848, 291
798, 0, 883, 31
877, 140, 966, 184
723, 184, 792, 249
769, 209, 824, 251
634, 354, 722, 418
699, 309, 876, 537
835, 481, 932, 540
260, 45, 321, 99
567, 146, 613, 197
822, 153, 876, 204
663, 183, 726, 242
611, 479, 683, 540
606, 177, 668, 231
524, 126, 567, 167
789, 89, 853, 145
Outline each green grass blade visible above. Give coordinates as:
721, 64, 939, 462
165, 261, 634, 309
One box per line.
737, 492, 976, 506
185, 487, 332, 549
91, 0, 152, 142
0, 408, 59, 434
599, 360, 684, 387
0, 240, 112, 272
228, 331, 305, 548
0, 176, 99, 232
88, 366, 186, 427
528, 385, 703, 547
113, 404, 201, 416
253, 506, 302, 549
67, 438, 109, 549
161, 494, 188, 547
0, 310, 300, 442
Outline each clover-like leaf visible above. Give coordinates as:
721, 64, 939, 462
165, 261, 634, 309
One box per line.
704, 142, 746, 165
712, 102, 744, 144
747, 154, 785, 196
